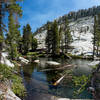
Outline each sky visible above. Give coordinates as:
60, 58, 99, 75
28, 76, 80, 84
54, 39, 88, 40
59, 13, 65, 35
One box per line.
20, 0, 100, 33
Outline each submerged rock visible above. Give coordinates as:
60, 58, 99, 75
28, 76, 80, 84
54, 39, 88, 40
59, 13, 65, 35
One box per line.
46, 61, 60, 66
34, 60, 40, 63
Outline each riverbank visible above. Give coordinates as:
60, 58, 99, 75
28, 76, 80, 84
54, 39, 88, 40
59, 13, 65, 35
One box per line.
89, 63, 100, 99
0, 63, 26, 100
26, 51, 95, 61
21, 57, 94, 100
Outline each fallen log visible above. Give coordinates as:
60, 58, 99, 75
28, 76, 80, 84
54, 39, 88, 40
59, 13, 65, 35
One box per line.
53, 75, 66, 86
40, 64, 73, 72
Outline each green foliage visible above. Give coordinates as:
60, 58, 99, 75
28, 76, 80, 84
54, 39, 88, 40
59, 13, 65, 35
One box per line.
46, 20, 60, 55
52, 20, 60, 55
46, 22, 53, 53
93, 14, 100, 58
8, 43, 18, 60
27, 52, 38, 56
11, 75, 26, 97
67, 53, 83, 59
73, 75, 90, 96
0, 64, 26, 97
32, 36, 38, 51
6, 13, 19, 60
8, 4, 22, 17
65, 17, 72, 53
91, 64, 98, 70
22, 24, 33, 54
0, 64, 12, 81
0, 35, 4, 43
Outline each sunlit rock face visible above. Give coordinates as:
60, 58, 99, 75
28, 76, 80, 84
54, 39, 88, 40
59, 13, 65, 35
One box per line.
34, 16, 94, 56
0, 52, 14, 67
69, 16, 94, 56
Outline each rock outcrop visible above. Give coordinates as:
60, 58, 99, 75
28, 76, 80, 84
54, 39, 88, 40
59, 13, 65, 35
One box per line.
0, 83, 21, 100
0, 52, 14, 67
34, 16, 94, 57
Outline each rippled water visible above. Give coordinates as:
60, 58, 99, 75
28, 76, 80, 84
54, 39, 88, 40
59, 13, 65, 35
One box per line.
20, 58, 93, 100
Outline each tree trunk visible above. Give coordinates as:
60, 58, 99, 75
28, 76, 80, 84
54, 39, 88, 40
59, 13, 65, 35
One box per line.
96, 42, 99, 56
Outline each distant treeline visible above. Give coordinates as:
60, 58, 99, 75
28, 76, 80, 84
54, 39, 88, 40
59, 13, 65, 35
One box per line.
59, 6, 100, 23
35, 5, 100, 34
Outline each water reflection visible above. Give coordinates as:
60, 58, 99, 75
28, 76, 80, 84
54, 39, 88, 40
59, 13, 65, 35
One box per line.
21, 58, 93, 100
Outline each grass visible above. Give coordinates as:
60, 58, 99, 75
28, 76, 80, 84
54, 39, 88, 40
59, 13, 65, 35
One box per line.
67, 53, 83, 59
0, 64, 26, 97
27, 51, 46, 58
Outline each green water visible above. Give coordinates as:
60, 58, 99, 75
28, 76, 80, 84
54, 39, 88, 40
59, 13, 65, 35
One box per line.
20, 58, 93, 100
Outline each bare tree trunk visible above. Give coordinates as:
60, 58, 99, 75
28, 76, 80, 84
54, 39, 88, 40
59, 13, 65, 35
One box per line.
96, 42, 99, 56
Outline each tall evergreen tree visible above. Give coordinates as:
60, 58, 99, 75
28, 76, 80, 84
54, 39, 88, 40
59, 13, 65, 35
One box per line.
59, 25, 64, 53
52, 20, 60, 55
95, 14, 100, 56
7, 12, 18, 60
6, 0, 22, 60
0, 0, 7, 60
31, 35, 38, 51
65, 17, 72, 53
46, 22, 53, 54
22, 24, 32, 54
93, 16, 96, 59
46, 20, 60, 56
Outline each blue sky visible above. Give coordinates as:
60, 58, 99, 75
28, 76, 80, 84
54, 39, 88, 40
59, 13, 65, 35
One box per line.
20, 0, 100, 32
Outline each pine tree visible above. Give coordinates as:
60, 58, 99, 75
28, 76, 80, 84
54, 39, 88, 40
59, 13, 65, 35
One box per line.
52, 20, 60, 55
31, 35, 38, 51
46, 22, 53, 54
65, 17, 72, 53
59, 25, 64, 53
93, 16, 96, 59
7, 12, 18, 60
46, 20, 60, 56
22, 24, 32, 54
95, 14, 100, 56
0, 0, 7, 60
6, 0, 22, 60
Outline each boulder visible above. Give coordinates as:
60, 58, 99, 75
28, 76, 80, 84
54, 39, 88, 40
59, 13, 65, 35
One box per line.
19, 57, 29, 64
34, 60, 40, 63
88, 61, 100, 66
0, 52, 14, 67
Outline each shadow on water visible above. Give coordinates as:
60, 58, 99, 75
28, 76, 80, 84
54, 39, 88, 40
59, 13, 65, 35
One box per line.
20, 57, 93, 100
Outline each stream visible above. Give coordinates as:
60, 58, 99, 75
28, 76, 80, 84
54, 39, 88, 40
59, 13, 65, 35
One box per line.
20, 57, 93, 100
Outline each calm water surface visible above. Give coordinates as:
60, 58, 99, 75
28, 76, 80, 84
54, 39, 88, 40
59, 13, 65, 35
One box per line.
20, 58, 93, 100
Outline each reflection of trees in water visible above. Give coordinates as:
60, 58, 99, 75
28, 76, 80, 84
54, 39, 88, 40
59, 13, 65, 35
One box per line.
44, 67, 74, 98
44, 70, 64, 96
22, 63, 36, 80
45, 70, 62, 84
